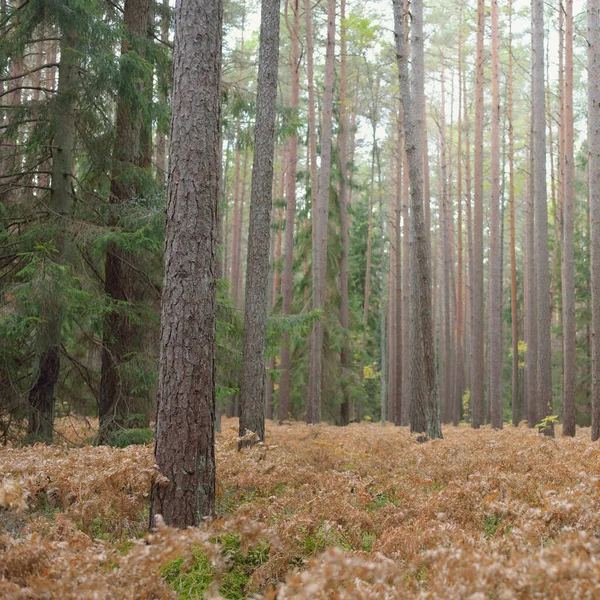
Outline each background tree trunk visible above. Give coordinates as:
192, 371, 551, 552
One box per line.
489, 0, 503, 429
532, 0, 553, 434
471, 0, 485, 429
306, 0, 335, 425
562, 0, 576, 437
238, 0, 281, 449
588, 0, 600, 441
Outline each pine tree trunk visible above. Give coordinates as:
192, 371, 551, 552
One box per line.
533, 0, 553, 435
393, 0, 441, 439
99, 0, 151, 443
471, 0, 485, 430
338, 0, 351, 426
238, 0, 280, 449
562, 0, 576, 436
150, 0, 221, 526
27, 32, 78, 444
278, 0, 299, 424
508, 0, 520, 426
455, 1, 465, 426
588, 0, 600, 441
489, 0, 503, 430
306, 0, 335, 425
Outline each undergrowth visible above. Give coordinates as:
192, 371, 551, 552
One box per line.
2, 419, 600, 598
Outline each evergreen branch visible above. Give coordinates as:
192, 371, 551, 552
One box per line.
1, 63, 59, 83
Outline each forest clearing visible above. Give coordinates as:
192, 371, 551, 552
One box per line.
3, 419, 600, 599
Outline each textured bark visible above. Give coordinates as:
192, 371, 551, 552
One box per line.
27, 33, 78, 444
471, 0, 485, 429
489, 0, 503, 430
393, 0, 441, 439
562, 0, 576, 437
150, 0, 221, 526
589, 0, 600, 441
306, 0, 335, 424
532, 0, 553, 434
338, 0, 351, 426
238, 0, 280, 448
99, 0, 151, 443
508, 0, 520, 426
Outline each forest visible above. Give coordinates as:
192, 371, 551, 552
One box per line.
3, 0, 600, 597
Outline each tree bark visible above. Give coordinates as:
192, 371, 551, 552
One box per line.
588, 0, 600, 441
306, 0, 336, 424
338, 0, 351, 426
238, 0, 280, 448
150, 0, 222, 526
489, 0, 503, 429
533, 0, 553, 434
277, 0, 299, 424
562, 0, 576, 436
508, 0, 520, 426
393, 0, 441, 439
471, 0, 485, 429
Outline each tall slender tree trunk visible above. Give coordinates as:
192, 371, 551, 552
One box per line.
533, 0, 553, 434
306, 0, 336, 424
471, 0, 485, 429
150, 0, 221, 526
238, 0, 281, 448
562, 0, 576, 437
99, 0, 151, 443
359, 121, 378, 395
489, 0, 503, 430
394, 114, 403, 426
338, 0, 351, 426
455, 2, 465, 425
27, 32, 78, 443
588, 0, 600, 441
508, 0, 520, 426
278, 0, 300, 424
393, 0, 441, 439
401, 112, 411, 427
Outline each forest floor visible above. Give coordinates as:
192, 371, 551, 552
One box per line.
1, 418, 600, 599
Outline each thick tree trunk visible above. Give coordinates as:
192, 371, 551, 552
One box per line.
150, 0, 222, 526
588, 0, 600, 441
532, 0, 553, 435
489, 0, 503, 430
306, 0, 335, 424
27, 33, 78, 444
393, 0, 441, 439
562, 0, 576, 436
471, 0, 485, 429
238, 0, 280, 448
